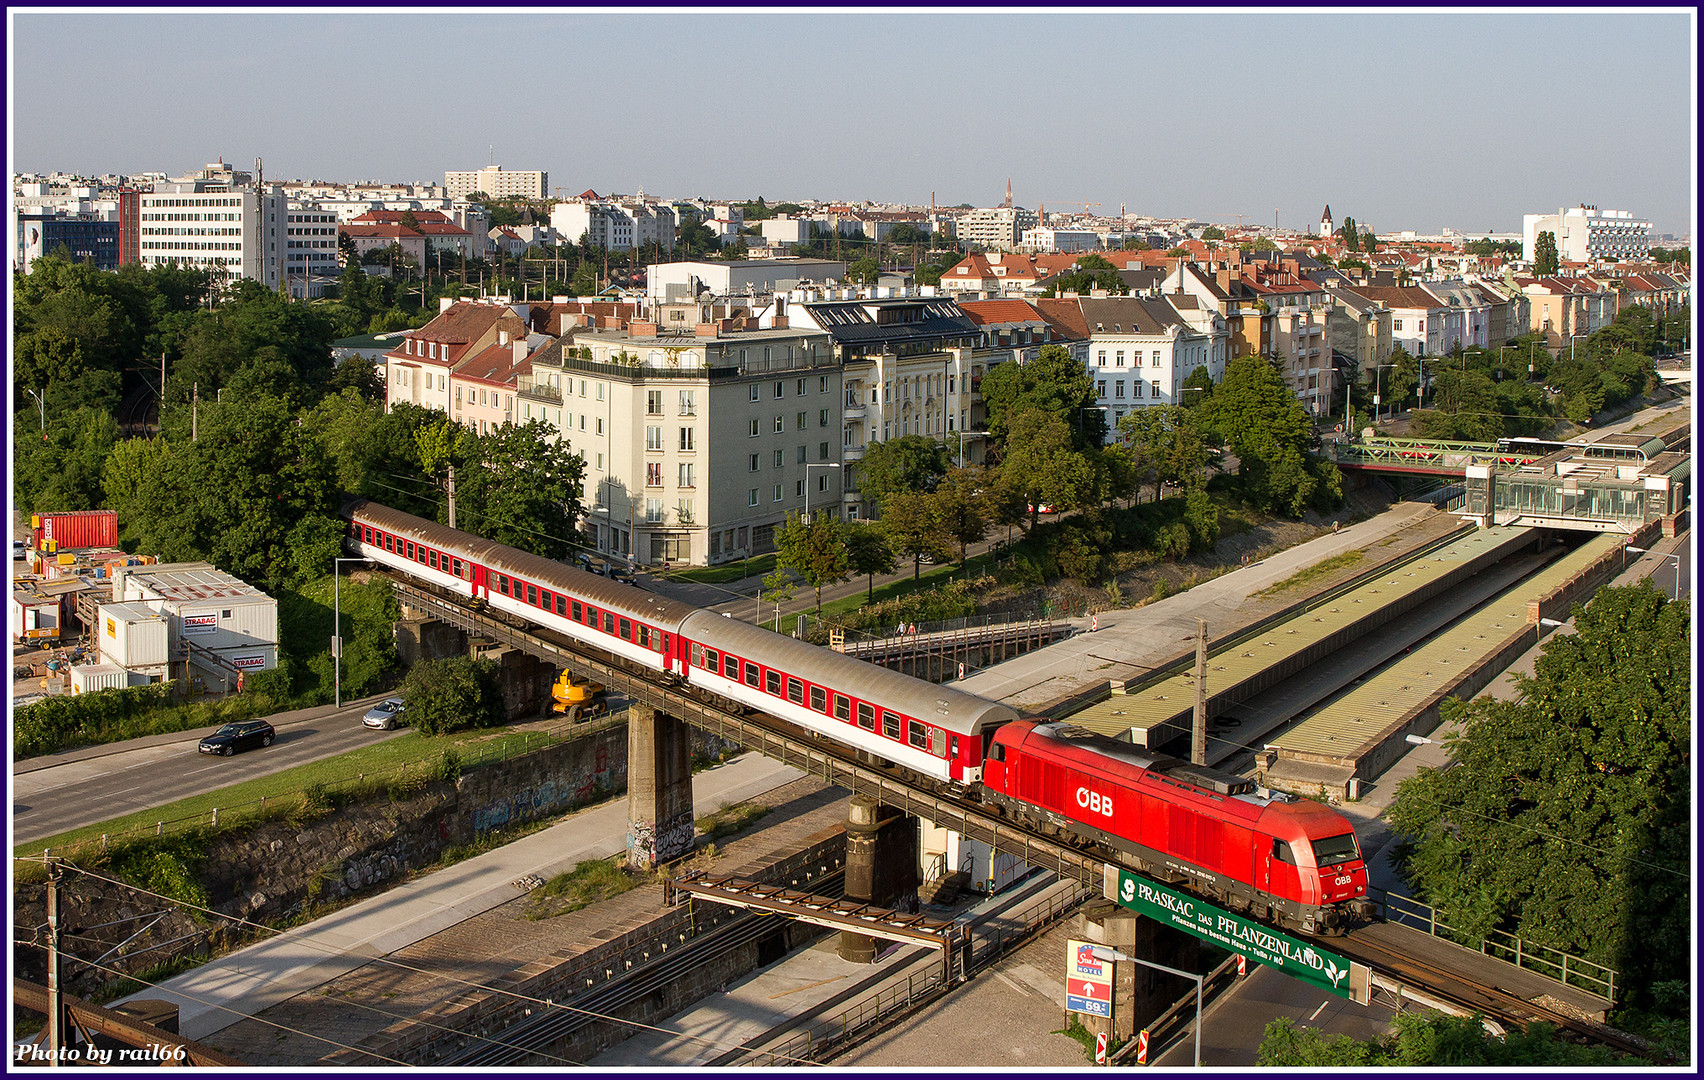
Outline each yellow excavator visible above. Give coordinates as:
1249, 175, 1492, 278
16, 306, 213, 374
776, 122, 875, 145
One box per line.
551, 670, 608, 722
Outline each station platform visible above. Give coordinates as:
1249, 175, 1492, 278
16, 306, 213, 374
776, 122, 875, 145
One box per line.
1262, 531, 1625, 794
1064, 525, 1540, 748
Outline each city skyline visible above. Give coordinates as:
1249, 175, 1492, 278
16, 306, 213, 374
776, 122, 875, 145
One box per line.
9, 9, 1696, 237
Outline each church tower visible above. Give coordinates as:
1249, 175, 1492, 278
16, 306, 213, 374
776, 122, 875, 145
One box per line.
1319, 204, 1333, 238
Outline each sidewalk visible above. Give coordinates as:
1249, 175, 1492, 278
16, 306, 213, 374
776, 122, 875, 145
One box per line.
119, 751, 804, 1041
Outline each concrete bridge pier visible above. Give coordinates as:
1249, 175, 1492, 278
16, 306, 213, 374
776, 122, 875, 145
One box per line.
626, 704, 696, 870
1076, 900, 1202, 1047
838, 796, 919, 963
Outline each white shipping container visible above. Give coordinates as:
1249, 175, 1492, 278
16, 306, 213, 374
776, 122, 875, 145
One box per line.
71, 663, 128, 695
99, 602, 170, 668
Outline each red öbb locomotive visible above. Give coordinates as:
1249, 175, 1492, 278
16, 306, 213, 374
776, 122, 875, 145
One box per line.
342, 499, 1372, 934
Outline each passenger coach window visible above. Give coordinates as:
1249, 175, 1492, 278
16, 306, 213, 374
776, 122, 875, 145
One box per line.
619, 618, 631, 640
723, 655, 738, 679
810, 687, 826, 711
744, 663, 759, 688
572, 601, 583, 621
527, 585, 538, 606
834, 695, 850, 721
907, 720, 927, 749
498, 575, 510, 596
692, 644, 704, 667
787, 678, 803, 704
555, 595, 566, 616
385, 535, 394, 552
603, 612, 614, 634
363, 526, 373, 543
766, 670, 781, 695
452, 558, 463, 577
857, 703, 874, 730
405, 542, 414, 559
429, 551, 439, 570
883, 712, 901, 739
705, 648, 718, 670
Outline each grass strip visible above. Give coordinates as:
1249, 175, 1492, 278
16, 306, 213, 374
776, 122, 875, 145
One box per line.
13, 723, 585, 859
1252, 549, 1366, 597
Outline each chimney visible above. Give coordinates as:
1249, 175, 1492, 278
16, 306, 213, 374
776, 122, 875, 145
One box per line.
498, 330, 509, 347
629, 319, 657, 337
1216, 268, 1233, 291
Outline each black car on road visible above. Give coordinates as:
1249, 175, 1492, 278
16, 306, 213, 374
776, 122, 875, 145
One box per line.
198, 720, 276, 756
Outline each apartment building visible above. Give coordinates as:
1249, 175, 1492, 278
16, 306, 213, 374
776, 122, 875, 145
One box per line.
1523, 205, 1652, 264
285, 206, 340, 298
518, 319, 836, 567
789, 295, 982, 517
126, 181, 288, 289
444, 166, 547, 201
954, 206, 1040, 252
382, 300, 530, 414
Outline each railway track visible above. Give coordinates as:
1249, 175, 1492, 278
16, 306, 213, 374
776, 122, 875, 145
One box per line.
388, 576, 1653, 1060
1322, 931, 1659, 1060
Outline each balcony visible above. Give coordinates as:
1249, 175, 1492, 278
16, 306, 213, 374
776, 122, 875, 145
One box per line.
843, 444, 867, 461
843, 404, 866, 421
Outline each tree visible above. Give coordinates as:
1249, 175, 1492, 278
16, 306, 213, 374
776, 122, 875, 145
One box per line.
932, 467, 988, 565
1388, 585, 1690, 1004
453, 419, 587, 559
1257, 1014, 1626, 1067
1533, 230, 1560, 274
994, 409, 1101, 528
880, 490, 950, 579
1250, 236, 1278, 252
401, 655, 505, 735
1200, 226, 1226, 241
1339, 216, 1358, 252
1359, 227, 1377, 253
978, 343, 1105, 451
1116, 404, 1210, 503
774, 513, 850, 614
759, 568, 797, 631
847, 257, 881, 284
1121, 237, 1151, 251
844, 521, 897, 599
858, 435, 951, 506
1197, 356, 1341, 516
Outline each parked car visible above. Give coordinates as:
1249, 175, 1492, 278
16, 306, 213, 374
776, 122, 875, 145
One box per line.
362, 697, 406, 730
575, 552, 607, 576
607, 561, 637, 584
198, 720, 276, 756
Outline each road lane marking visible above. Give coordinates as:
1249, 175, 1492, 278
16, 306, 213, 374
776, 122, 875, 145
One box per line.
1308, 1000, 1330, 1021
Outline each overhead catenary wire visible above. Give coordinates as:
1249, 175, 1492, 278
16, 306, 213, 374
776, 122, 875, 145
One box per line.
19, 857, 824, 1067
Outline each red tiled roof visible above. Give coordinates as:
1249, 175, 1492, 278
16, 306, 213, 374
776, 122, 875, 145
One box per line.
1031, 298, 1090, 340
343, 223, 421, 239
956, 299, 1045, 326
454, 342, 531, 387
414, 221, 472, 236
350, 210, 452, 226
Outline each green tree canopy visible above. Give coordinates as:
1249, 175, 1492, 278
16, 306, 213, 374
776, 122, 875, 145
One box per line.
1197, 356, 1341, 516
402, 655, 505, 735
979, 343, 1105, 451
774, 513, 851, 614
932, 467, 988, 565
843, 520, 897, 599
1200, 226, 1226, 241
1257, 1014, 1627, 1067
857, 435, 951, 507
452, 419, 587, 559
1388, 584, 1690, 1003
1533, 230, 1560, 274
1116, 404, 1212, 503
993, 409, 1101, 528
880, 489, 950, 579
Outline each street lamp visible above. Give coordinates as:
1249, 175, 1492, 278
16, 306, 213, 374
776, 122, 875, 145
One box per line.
802, 462, 841, 524
333, 557, 369, 709
955, 428, 990, 470
1373, 363, 1396, 424
1624, 545, 1682, 599
24, 387, 46, 438
1087, 945, 1204, 1067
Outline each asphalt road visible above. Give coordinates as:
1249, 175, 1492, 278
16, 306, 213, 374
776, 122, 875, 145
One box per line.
11, 698, 407, 846
1152, 961, 1398, 1066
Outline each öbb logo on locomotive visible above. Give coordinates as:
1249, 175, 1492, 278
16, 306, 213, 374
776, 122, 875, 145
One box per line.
1076, 786, 1115, 818
341, 499, 1375, 936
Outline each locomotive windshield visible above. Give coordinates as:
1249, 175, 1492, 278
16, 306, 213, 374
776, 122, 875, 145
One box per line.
1312, 833, 1361, 868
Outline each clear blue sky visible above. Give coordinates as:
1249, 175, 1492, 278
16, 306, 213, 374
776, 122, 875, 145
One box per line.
9, 10, 1695, 236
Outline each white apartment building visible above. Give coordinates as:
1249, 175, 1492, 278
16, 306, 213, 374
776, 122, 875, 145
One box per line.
1019, 227, 1101, 254
955, 206, 1040, 252
444, 166, 547, 201
516, 322, 837, 566
647, 258, 848, 303
553, 200, 635, 251
1075, 297, 1215, 434
1523, 205, 1653, 264
134, 182, 288, 289
285, 206, 340, 298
